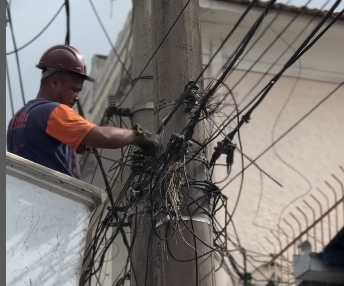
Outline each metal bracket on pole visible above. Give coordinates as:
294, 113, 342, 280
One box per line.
185, 154, 210, 168
154, 99, 198, 114
106, 101, 155, 118
154, 99, 183, 113
131, 102, 155, 115
155, 214, 212, 228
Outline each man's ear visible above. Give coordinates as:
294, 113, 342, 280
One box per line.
50, 76, 59, 89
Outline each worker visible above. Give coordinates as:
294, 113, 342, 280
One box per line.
6, 45, 159, 179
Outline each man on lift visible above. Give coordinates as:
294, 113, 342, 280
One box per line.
7, 45, 159, 179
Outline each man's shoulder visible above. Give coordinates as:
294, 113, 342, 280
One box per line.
25, 100, 61, 115
28, 99, 61, 108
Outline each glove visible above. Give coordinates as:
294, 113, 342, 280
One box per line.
132, 123, 160, 157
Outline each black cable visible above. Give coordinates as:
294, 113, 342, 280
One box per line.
89, 148, 104, 185
63, 11, 132, 280
6, 57, 15, 116
252, 18, 304, 230
92, 148, 115, 206
6, 0, 26, 106
206, 0, 294, 91
61, 5, 128, 254
226, 4, 343, 143
81, 193, 132, 283
144, 228, 153, 286
184, 166, 199, 286
62, 0, 115, 201
111, 10, 134, 105
224, 82, 343, 188
265, 32, 313, 241
202, 6, 343, 171
117, 0, 193, 107
86, 219, 126, 281
83, 199, 109, 266
230, 0, 331, 114
228, 124, 244, 219
88, 0, 132, 81
6, 4, 64, 55
112, 207, 141, 286
239, 2, 342, 117
156, 0, 260, 134
79, 2, 343, 284
184, 0, 277, 142
210, 0, 329, 130
64, 0, 70, 45
227, 0, 313, 92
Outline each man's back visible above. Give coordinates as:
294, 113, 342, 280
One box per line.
7, 99, 81, 178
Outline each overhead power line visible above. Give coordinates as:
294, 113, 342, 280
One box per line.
6, 4, 65, 55
6, 57, 15, 116
64, 0, 70, 45
116, 0, 193, 107
155, 0, 260, 134
6, 0, 26, 106
223, 82, 343, 189
88, 0, 132, 82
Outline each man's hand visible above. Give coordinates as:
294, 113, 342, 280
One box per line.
132, 123, 160, 157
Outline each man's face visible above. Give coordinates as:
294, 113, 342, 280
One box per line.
51, 73, 85, 108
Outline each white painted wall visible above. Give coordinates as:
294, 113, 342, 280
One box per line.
209, 69, 344, 285
199, 4, 344, 284
6, 152, 104, 286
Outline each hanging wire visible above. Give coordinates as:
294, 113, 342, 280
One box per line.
11, 0, 338, 284
6, 3, 65, 55
6, 0, 26, 106
6, 57, 15, 116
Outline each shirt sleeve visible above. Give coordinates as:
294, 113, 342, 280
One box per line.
46, 104, 96, 150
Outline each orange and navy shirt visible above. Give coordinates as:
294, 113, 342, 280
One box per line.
7, 99, 96, 179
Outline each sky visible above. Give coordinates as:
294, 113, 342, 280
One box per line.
6, 0, 132, 131
5, 0, 343, 134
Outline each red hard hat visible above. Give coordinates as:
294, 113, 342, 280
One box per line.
36, 45, 94, 82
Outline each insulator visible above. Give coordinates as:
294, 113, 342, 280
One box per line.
106, 95, 118, 117
131, 153, 145, 173
108, 95, 117, 109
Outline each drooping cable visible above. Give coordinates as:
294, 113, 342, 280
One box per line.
77, 1, 343, 284
64, 0, 70, 45
116, 0, 193, 107
88, 0, 132, 82
223, 82, 343, 188
156, 0, 261, 134
207, 3, 343, 169
6, 0, 26, 105
6, 4, 65, 55
6, 57, 15, 116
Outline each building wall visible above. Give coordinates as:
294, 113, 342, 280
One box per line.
79, 1, 344, 285
209, 69, 344, 285
199, 3, 344, 284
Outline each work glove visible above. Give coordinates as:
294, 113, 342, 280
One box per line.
132, 123, 160, 157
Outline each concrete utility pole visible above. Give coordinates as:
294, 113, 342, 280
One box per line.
151, 0, 215, 285
130, 0, 155, 285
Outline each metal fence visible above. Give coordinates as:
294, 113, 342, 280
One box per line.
264, 166, 344, 285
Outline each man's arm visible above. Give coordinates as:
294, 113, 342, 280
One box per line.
81, 126, 138, 149
46, 104, 138, 150
45, 104, 158, 155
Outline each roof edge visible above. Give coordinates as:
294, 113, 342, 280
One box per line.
217, 0, 344, 21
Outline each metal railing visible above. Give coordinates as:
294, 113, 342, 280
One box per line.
265, 166, 344, 284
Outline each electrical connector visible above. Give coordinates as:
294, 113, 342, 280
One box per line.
183, 81, 200, 112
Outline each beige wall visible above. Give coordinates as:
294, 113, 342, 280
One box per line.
210, 68, 344, 285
